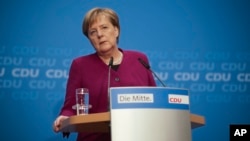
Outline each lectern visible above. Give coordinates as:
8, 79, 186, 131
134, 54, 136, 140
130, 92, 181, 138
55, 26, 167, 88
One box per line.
59, 87, 205, 141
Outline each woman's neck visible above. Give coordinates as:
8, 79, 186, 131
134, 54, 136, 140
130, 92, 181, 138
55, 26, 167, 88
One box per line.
98, 49, 123, 65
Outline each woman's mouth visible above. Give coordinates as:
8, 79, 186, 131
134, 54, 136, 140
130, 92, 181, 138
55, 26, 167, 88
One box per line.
99, 41, 107, 45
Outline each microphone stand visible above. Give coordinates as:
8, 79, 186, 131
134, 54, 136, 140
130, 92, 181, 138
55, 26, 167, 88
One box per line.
138, 58, 167, 87
151, 69, 166, 87
107, 57, 113, 111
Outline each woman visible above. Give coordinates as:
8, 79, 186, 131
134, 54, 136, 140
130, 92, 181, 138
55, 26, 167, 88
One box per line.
53, 7, 156, 141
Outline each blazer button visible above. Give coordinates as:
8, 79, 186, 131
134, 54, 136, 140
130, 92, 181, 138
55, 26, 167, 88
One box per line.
115, 77, 120, 81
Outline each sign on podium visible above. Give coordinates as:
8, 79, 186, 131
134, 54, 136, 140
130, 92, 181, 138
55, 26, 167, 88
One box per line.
110, 87, 191, 141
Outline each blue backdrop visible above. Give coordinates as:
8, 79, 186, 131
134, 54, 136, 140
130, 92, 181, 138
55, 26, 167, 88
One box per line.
1, 0, 249, 140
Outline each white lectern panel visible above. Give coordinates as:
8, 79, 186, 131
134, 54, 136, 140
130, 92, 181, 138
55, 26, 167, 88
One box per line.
110, 87, 191, 141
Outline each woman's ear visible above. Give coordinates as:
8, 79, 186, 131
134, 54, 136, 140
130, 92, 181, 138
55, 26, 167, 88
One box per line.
114, 26, 119, 38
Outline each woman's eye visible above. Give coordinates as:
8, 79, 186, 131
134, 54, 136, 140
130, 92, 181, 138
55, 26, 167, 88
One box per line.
102, 26, 108, 30
89, 30, 96, 35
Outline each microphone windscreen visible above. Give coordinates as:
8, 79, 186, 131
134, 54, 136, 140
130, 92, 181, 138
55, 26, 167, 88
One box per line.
138, 58, 150, 69
109, 57, 114, 67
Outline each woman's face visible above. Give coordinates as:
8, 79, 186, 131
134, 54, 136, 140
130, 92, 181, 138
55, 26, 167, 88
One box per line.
88, 14, 119, 55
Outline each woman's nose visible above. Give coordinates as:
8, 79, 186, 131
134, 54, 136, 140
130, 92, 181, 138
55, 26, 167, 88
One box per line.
96, 29, 104, 37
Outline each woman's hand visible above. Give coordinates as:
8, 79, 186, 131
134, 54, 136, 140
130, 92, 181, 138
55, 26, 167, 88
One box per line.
52, 115, 69, 132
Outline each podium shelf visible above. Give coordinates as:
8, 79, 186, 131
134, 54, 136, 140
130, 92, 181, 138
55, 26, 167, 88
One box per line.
59, 112, 205, 133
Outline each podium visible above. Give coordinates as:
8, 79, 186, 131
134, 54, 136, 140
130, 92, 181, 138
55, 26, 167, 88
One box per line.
59, 87, 205, 141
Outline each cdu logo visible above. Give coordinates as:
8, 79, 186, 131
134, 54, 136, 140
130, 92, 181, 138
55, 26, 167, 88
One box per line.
230, 124, 249, 141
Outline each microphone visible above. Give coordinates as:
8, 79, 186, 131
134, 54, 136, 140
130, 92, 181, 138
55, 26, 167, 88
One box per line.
138, 58, 167, 87
107, 57, 113, 111
108, 57, 114, 67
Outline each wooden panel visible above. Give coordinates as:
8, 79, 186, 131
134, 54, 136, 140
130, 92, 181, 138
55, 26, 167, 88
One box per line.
59, 112, 205, 132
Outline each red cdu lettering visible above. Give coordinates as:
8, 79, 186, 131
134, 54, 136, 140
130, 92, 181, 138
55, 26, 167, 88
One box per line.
170, 98, 182, 103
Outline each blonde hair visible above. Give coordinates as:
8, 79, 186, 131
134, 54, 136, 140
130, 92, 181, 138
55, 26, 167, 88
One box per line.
82, 7, 120, 42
